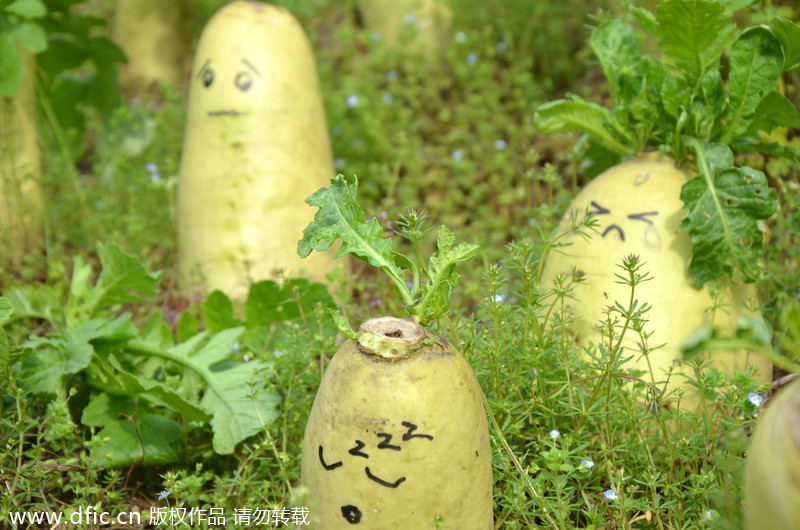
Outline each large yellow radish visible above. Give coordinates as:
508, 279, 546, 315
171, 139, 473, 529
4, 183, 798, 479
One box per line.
176, 1, 334, 299
541, 158, 771, 408
301, 316, 493, 529
1, 50, 44, 270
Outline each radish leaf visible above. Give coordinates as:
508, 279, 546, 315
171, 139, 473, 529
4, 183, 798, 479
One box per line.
680, 140, 777, 286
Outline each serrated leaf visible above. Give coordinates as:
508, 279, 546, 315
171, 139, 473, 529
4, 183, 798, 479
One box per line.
772, 17, 800, 72
680, 143, 778, 286
202, 290, 240, 334
533, 96, 636, 155
591, 18, 639, 102
327, 308, 357, 341
656, 0, 732, 83
721, 26, 784, 143
91, 242, 161, 311
745, 90, 800, 135
176, 327, 280, 454
415, 226, 479, 324
298, 175, 415, 306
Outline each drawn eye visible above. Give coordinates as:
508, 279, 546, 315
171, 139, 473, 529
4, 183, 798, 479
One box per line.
202, 68, 214, 88
235, 71, 253, 91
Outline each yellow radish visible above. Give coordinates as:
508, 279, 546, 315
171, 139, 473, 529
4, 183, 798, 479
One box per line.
356, 0, 451, 58
541, 158, 771, 407
176, 1, 335, 300
112, 0, 190, 89
1, 50, 44, 270
301, 316, 493, 529
745, 378, 800, 529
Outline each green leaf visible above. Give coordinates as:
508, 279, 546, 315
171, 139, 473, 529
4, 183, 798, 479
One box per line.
656, 0, 732, 84
0, 34, 23, 95
591, 18, 639, 102
176, 310, 199, 343
745, 90, 800, 135
415, 226, 479, 324
680, 140, 778, 286
328, 308, 357, 341
0, 298, 13, 372
202, 290, 240, 334
720, 26, 784, 143
2, 285, 62, 325
90, 242, 161, 312
298, 175, 416, 306
9, 21, 47, 53
717, 0, 759, 13
533, 97, 636, 155
172, 328, 280, 454
89, 413, 181, 468
4, 0, 47, 18
772, 17, 800, 72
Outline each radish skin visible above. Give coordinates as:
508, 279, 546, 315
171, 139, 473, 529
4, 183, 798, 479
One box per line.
745, 378, 800, 529
541, 158, 772, 407
176, 1, 335, 299
0, 50, 44, 269
301, 317, 493, 528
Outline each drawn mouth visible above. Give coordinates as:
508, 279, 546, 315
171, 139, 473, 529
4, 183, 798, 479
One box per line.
207, 110, 248, 117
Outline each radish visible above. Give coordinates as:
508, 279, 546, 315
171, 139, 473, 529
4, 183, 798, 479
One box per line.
541, 158, 772, 407
297, 176, 492, 528
176, 1, 335, 299
745, 378, 800, 528
1, 50, 44, 269
357, 0, 451, 58
301, 316, 492, 528
112, 0, 190, 89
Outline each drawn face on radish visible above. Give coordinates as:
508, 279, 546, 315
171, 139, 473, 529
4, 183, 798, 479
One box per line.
585, 199, 662, 253
195, 57, 261, 117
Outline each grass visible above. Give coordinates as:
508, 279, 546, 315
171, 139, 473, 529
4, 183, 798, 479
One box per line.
2, 0, 800, 528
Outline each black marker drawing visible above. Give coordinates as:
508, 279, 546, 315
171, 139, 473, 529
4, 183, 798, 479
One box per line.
341, 505, 362, 524
376, 433, 401, 451
365, 467, 406, 488
318, 445, 343, 470
349, 440, 369, 458
401, 421, 434, 441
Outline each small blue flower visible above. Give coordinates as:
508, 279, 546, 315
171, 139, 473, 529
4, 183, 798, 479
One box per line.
243, 355, 250, 363
403, 13, 415, 25
334, 158, 345, 169
331, 125, 342, 137
346, 94, 360, 108
580, 459, 594, 470
231, 342, 241, 354
466, 53, 478, 65
452, 149, 464, 162
382, 92, 394, 105
496, 40, 508, 53
157, 489, 171, 500
704, 510, 713, 520
273, 350, 284, 358
604, 489, 617, 501
549, 429, 560, 439
492, 294, 505, 303
494, 139, 507, 150
387, 70, 398, 82
455, 31, 467, 43
528, 218, 538, 227
748, 392, 763, 407
146, 162, 159, 173
371, 31, 381, 42
150, 172, 162, 183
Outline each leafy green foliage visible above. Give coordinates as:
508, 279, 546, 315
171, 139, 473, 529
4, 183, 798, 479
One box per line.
0, 0, 47, 94
681, 142, 778, 286
4, 242, 336, 465
533, 0, 794, 285
299, 175, 478, 325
